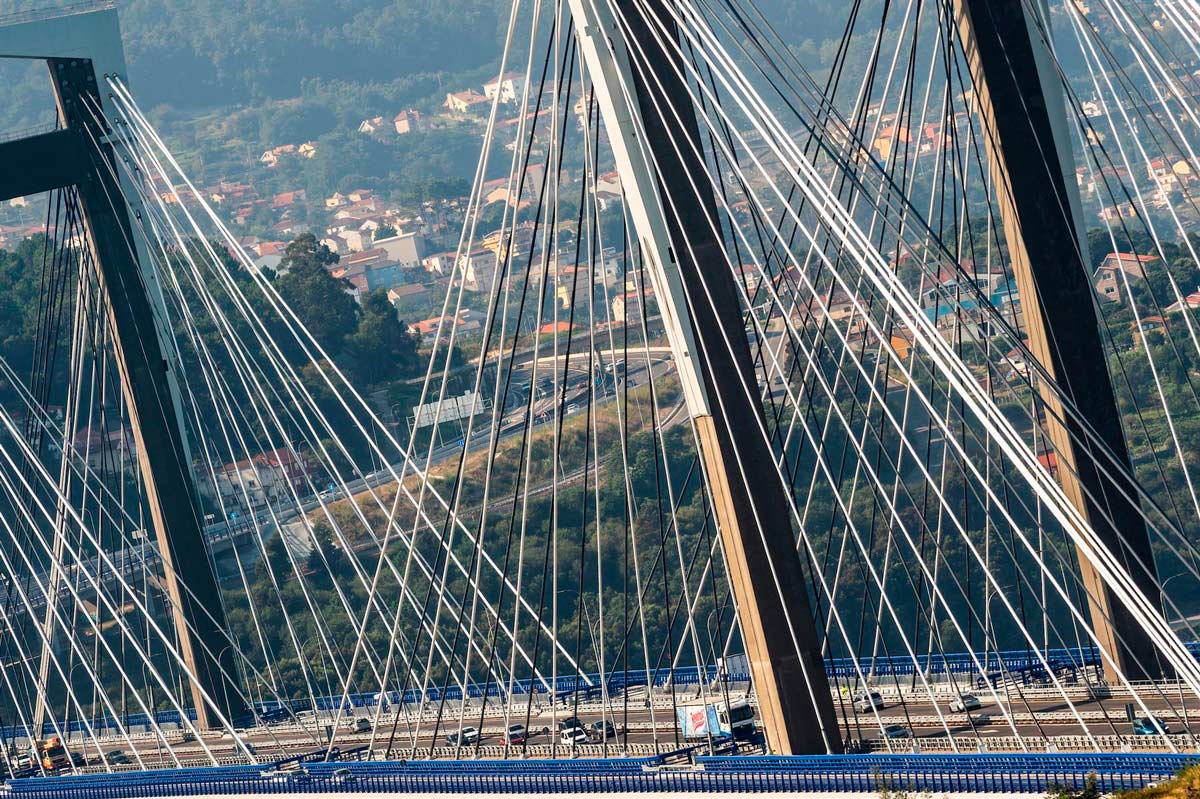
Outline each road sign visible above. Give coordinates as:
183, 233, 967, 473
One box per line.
411, 391, 491, 428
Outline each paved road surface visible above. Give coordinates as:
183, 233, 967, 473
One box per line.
33, 682, 1200, 776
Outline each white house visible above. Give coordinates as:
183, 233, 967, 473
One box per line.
357, 116, 386, 135
483, 72, 525, 104
458, 249, 499, 291
323, 227, 368, 253
393, 109, 422, 135
194, 448, 315, 518
422, 251, 454, 274
375, 231, 426, 268
444, 90, 489, 114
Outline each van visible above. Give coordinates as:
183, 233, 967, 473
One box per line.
446, 726, 479, 745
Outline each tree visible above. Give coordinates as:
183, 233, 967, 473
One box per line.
373, 223, 397, 240
274, 234, 359, 355
344, 289, 422, 386
259, 102, 336, 145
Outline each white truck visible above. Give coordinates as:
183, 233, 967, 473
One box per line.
675, 698, 756, 740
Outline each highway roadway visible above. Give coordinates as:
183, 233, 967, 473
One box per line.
844, 683, 1200, 744
7, 343, 681, 602
31, 680, 1200, 776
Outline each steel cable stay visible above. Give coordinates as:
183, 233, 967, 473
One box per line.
580, 0, 1032, 748
117, 121, 540, 729
108, 89, 600, 700
104, 71, 657, 748
583, 0, 1200, 739
104, 93, 580, 695
8, 0, 1200, 768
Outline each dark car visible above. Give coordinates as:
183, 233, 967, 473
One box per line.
257, 707, 291, 725
105, 750, 133, 765
589, 720, 616, 741
1133, 717, 1171, 736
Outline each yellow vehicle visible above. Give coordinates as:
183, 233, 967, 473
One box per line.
33, 738, 70, 772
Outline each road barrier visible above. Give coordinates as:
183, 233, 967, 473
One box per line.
3, 751, 1197, 797
21, 643, 1200, 741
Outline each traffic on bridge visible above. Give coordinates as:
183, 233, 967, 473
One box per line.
0, 0, 1198, 795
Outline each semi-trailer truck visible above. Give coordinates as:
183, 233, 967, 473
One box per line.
675, 698, 756, 740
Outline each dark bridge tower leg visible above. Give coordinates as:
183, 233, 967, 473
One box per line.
46, 58, 249, 728
569, 0, 842, 754
952, 0, 1162, 679
618, 0, 844, 754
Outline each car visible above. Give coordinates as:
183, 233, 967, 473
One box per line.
1133, 716, 1171, 735
446, 726, 480, 745
882, 724, 910, 739
69, 751, 87, 767
352, 717, 371, 733
589, 720, 616, 741
949, 693, 982, 713
854, 691, 884, 713
104, 750, 133, 765
236, 742, 257, 757
558, 716, 584, 731
560, 726, 589, 746
505, 724, 527, 745
257, 707, 291, 725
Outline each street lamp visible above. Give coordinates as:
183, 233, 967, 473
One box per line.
1160, 572, 1188, 601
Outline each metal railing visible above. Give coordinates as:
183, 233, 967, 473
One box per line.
3, 752, 1194, 796
0, 124, 57, 146
0, 1, 114, 31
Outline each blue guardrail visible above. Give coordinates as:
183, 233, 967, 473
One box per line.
3, 753, 1197, 797
5, 643, 1172, 739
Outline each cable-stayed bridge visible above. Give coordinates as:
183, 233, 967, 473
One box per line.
1, 0, 1200, 794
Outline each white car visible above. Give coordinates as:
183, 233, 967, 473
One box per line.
505, 724, 527, 744
854, 691, 884, 713
446, 726, 480, 745
949, 694, 982, 713
560, 726, 589, 746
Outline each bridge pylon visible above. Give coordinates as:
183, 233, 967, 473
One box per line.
951, 0, 1162, 680
0, 5, 248, 730
567, 0, 843, 754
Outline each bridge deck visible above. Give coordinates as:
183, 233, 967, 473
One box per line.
1, 753, 1190, 797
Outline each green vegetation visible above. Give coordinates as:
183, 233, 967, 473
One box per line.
222, 378, 718, 699
1117, 766, 1200, 798
0, 236, 69, 375
0, 0, 879, 210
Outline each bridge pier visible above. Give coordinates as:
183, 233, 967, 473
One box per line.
0, 8, 249, 730
951, 0, 1163, 680
567, 0, 842, 755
